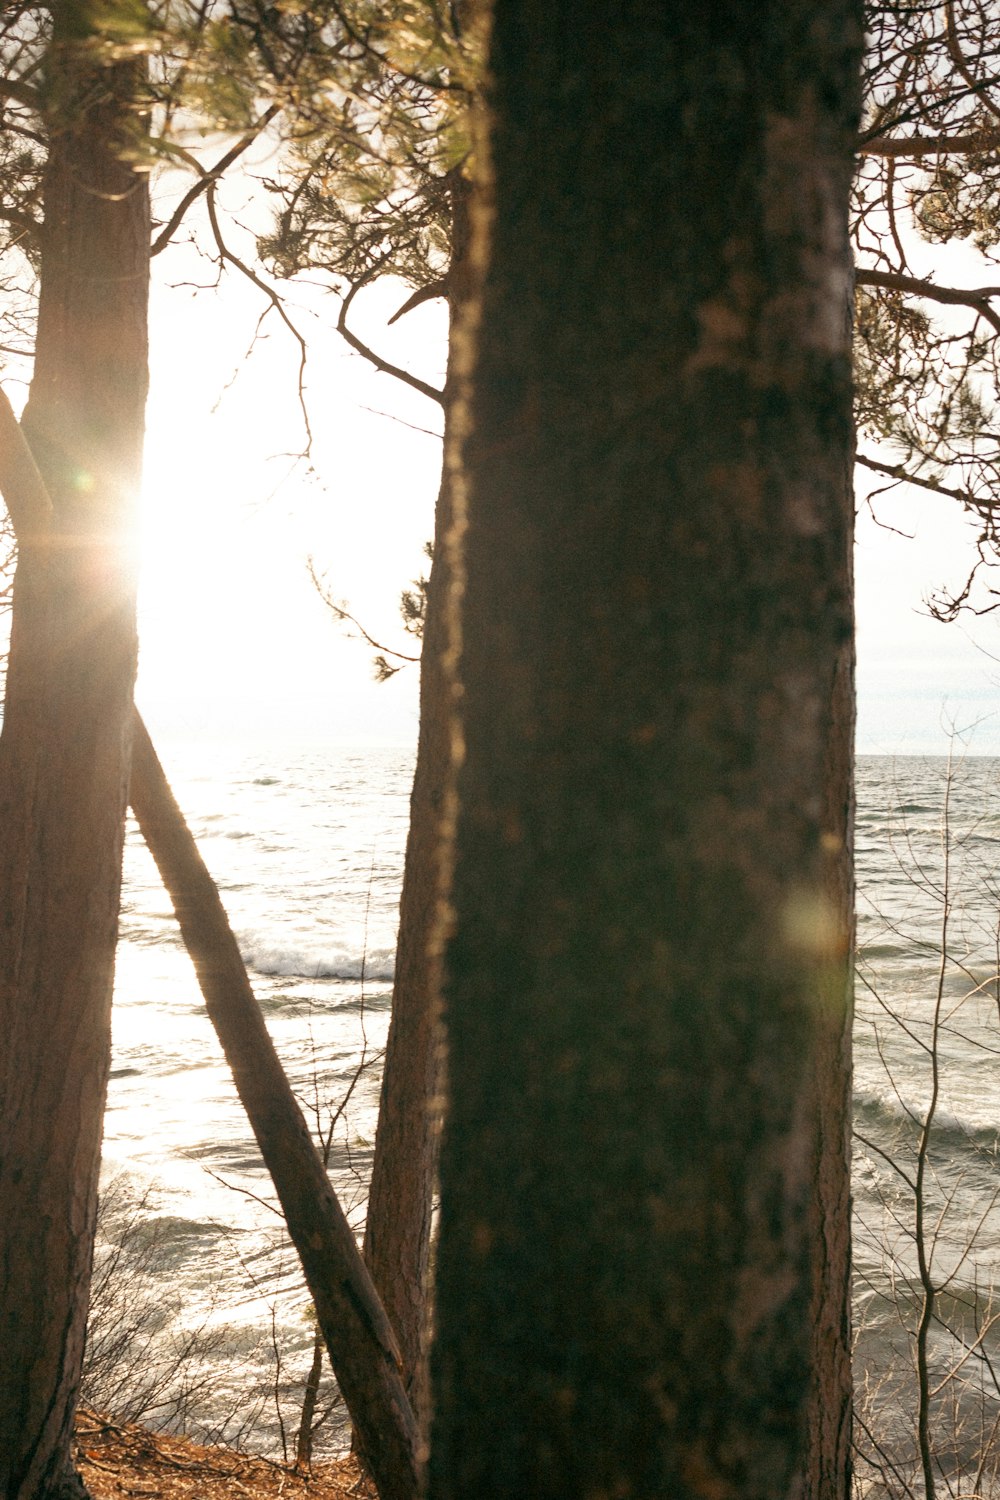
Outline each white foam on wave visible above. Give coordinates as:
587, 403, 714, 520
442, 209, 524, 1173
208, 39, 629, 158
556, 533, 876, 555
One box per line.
241, 939, 396, 981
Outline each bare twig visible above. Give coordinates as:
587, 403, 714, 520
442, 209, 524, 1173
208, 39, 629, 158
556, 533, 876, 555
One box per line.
150, 104, 282, 258
336, 279, 444, 406
204, 182, 313, 454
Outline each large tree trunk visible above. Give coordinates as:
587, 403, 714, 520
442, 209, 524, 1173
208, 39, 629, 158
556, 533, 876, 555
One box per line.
0, 16, 149, 1500
363, 172, 472, 1420
427, 5, 860, 1499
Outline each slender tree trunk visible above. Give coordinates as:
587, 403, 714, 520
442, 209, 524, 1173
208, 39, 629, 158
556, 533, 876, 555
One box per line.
363, 173, 472, 1417
294, 1329, 325, 1472
0, 17, 149, 1499
428, 5, 860, 1499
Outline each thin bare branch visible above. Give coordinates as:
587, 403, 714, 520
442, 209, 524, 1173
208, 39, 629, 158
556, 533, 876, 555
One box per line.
855, 1130, 919, 1194
337, 279, 444, 405
204, 182, 313, 454
359, 404, 443, 439
947, 0, 1000, 125
859, 127, 1000, 156
150, 104, 282, 258
856, 451, 989, 509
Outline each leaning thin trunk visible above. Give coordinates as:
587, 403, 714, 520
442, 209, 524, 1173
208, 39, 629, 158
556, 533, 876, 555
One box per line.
127, 720, 420, 1500
0, 22, 149, 1500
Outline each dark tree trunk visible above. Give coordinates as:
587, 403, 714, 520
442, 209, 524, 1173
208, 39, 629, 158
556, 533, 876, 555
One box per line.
363, 472, 450, 1401
803, 518, 856, 1500
428, 5, 860, 1500
363, 172, 473, 1420
0, 18, 149, 1499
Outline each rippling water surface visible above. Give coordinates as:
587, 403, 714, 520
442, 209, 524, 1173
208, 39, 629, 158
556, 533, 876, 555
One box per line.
854, 755, 1000, 1495
98, 745, 1000, 1474
100, 740, 413, 1455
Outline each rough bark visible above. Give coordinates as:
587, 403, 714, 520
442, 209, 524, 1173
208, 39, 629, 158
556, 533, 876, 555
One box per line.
427, 5, 860, 1500
0, 18, 149, 1499
803, 406, 856, 1500
362, 474, 450, 1404
363, 173, 472, 1422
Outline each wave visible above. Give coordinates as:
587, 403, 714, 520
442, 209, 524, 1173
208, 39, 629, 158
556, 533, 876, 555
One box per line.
241, 938, 396, 981
855, 1087, 1000, 1156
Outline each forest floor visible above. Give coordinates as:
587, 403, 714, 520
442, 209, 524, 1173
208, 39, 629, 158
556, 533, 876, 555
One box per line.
74, 1407, 376, 1500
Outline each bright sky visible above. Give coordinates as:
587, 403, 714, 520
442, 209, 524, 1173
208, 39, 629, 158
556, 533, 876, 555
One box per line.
136, 228, 445, 751
120, 167, 1000, 760
855, 481, 1000, 756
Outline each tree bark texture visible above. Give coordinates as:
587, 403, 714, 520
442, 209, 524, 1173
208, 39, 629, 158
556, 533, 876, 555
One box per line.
363, 467, 450, 1409
802, 443, 856, 1500
428, 5, 861, 1500
0, 18, 150, 1499
364, 172, 472, 1424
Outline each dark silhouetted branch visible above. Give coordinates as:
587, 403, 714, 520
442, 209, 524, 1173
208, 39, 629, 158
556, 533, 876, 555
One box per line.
151, 104, 282, 257
856, 267, 1000, 336
337, 279, 444, 405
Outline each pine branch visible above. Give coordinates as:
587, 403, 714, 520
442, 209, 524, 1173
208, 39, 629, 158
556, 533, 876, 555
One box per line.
855, 267, 1000, 337
859, 127, 1000, 157
308, 560, 421, 667
856, 451, 989, 509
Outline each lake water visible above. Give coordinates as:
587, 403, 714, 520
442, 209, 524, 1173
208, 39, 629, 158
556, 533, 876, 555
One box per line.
96, 739, 413, 1459
854, 754, 1000, 1496
94, 745, 1000, 1480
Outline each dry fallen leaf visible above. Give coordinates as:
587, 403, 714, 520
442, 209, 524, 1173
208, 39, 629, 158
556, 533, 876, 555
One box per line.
75, 1406, 376, 1500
